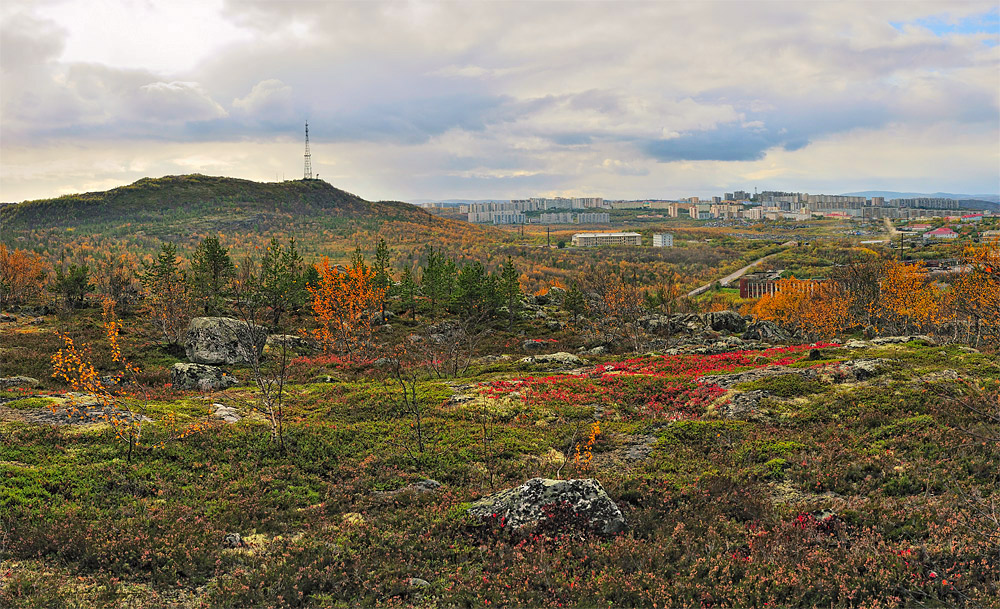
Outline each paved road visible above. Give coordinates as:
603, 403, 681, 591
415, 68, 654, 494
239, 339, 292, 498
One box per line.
686, 241, 796, 298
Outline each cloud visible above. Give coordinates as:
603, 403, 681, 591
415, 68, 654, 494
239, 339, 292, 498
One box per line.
0, 0, 997, 201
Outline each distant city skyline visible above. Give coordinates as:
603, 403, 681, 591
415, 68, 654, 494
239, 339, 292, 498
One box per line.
1, 1, 998, 202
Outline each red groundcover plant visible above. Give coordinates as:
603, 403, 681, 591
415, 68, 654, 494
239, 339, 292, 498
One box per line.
483, 344, 837, 419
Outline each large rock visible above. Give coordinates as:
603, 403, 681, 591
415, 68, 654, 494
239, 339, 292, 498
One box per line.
468, 478, 626, 535
171, 363, 239, 391
185, 317, 266, 365
705, 311, 747, 334
521, 352, 584, 366
742, 320, 791, 343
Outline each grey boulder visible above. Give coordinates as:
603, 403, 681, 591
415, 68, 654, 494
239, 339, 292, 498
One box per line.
171, 363, 239, 391
468, 478, 626, 535
185, 317, 266, 365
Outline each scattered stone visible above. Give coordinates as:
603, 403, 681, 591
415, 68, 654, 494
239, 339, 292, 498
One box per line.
0, 376, 40, 389
28, 317, 44, 325
0, 314, 15, 322
265, 334, 307, 351
171, 363, 239, 391
523, 339, 548, 351
185, 317, 266, 365
870, 335, 936, 346
844, 340, 870, 349
211, 403, 241, 423
521, 352, 584, 366
222, 533, 244, 548
624, 435, 658, 462
840, 359, 889, 381
546, 320, 564, 331
467, 478, 626, 535
719, 390, 769, 419
807, 348, 824, 361
448, 394, 474, 405
699, 366, 815, 389
956, 346, 979, 354
408, 578, 430, 589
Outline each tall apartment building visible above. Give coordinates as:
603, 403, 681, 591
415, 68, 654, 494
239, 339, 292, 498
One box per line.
572, 232, 642, 247
892, 198, 961, 210
653, 233, 674, 247
577, 212, 610, 224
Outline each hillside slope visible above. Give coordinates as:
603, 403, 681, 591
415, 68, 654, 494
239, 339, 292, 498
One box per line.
1, 174, 491, 257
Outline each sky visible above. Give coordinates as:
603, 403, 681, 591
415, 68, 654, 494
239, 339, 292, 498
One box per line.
1, 0, 998, 203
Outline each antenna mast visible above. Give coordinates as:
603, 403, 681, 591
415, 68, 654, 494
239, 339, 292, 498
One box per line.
303, 121, 313, 180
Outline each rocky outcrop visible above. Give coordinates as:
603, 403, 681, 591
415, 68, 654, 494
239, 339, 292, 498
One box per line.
839, 359, 890, 381
468, 478, 626, 535
185, 317, 266, 365
0, 376, 40, 389
705, 311, 747, 334
870, 335, 936, 346
171, 363, 239, 391
742, 320, 792, 342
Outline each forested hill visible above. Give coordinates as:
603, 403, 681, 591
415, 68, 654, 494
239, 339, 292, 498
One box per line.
2, 174, 437, 231
1, 174, 493, 259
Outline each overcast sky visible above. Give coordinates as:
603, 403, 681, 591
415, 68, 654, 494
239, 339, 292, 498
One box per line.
1, 0, 998, 203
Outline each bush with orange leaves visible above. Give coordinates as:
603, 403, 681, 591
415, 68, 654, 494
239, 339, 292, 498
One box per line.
308, 255, 386, 359
50, 299, 203, 461
0, 243, 51, 308
946, 238, 1000, 346
573, 420, 602, 471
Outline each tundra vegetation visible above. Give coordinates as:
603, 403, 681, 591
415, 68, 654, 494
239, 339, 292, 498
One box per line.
1, 176, 998, 608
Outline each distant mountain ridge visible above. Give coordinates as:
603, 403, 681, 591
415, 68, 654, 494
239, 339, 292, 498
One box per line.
839, 191, 1000, 204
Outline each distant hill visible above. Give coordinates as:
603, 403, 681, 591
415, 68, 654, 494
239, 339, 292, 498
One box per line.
0, 174, 493, 258
839, 190, 1000, 208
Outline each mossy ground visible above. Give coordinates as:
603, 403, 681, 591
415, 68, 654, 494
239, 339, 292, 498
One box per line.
2, 317, 998, 608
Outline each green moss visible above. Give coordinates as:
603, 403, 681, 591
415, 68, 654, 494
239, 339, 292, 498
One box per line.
4, 397, 57, 410
737, 374, 826, 397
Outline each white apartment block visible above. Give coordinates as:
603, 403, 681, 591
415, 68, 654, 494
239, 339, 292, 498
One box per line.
572, 232, 642, 247
653, 233, 674, 247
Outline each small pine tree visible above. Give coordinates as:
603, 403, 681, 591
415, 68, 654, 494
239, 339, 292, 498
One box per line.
498, 256, 522, 330
53, 264, 90, 308
564, 282, 586, 321
190, 236, 234, 315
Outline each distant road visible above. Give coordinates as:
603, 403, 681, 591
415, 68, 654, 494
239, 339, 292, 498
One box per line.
686, 241, 796, 298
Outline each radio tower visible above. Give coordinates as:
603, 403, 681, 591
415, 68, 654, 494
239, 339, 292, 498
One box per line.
303, 121, 313, 180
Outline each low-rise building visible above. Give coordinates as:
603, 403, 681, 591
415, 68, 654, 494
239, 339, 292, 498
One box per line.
924, 227, 959, 240
572, 232, 642, 247
653, 233, 674, 247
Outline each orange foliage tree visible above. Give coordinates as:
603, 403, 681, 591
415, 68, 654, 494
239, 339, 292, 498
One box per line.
308, 256, 386, 359
0, 243, 51, 307
871, 260, 942, 335
947, 239, 1000, 346
751, 277, 850, 340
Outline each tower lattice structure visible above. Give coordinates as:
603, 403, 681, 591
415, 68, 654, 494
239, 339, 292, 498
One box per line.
303, 121, 313, 180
